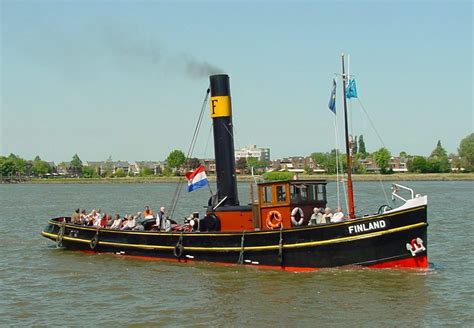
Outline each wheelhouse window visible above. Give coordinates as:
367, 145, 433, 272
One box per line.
262, 186, 272, 203
291, 183, 327, 203
276, 185, 287, 202
318, 184, 327, 202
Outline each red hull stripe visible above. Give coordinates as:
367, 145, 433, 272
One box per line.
78, 251, 428, 271
366, 255, 428, 269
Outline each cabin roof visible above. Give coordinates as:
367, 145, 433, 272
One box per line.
257, 179, 327, 187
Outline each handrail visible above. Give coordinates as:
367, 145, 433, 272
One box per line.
213, 196, 228, 211
391, 183, 415, 203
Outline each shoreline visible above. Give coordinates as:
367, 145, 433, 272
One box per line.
2, 173, 473, 184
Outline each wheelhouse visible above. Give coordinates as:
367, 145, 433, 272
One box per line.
257, 180, 327, 230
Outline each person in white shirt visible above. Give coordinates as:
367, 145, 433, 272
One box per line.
331, 207, 345, 223
309, 208, 325, 225
322, 208, 333, 223
121, 215, 136, 230
110, 214, 122, 229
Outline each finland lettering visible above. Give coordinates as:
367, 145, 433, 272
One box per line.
348, 220, 386, 234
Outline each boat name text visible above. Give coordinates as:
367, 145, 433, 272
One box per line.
348, 220, 386, 234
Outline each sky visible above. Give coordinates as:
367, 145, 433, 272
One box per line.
1, 0, 472, 163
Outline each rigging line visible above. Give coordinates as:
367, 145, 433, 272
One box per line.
169, 88, 210, 219
356, 97, 390, 205
332, 115, 341, 209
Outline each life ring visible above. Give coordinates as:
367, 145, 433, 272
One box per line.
266, 210, 282, 230
290, 207, 304, 227
90, 231, 99, 250
173, 244, 184, 258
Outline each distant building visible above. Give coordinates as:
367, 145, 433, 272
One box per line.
133, 161, 163, 175
235, 145, 270, 162
389, 157, 408, 173
202, 159, 216, 174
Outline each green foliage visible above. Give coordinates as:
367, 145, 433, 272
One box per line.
246, 157, 269, 174
81, 166, 99, 178
304, 165, 313, 174
458, 133, 474, 172
311, 151, 338, 174
166, 150, 186, 170
407, 156, 429, 173
0, 154, 27, 177
163, 166, 173, 177
358, 135, 367, 157
352, 154, 366, 174
428, 140, 450, 173
373, 147, 391, 174
399, 151, 408, 158
102, 156, 114, 177
139, 167, 154, 176
114, 168, 126, 177
31, 158, 51, 176
70, 154, 83, 175
263, 171, 294, 182
353, 136, 358, 154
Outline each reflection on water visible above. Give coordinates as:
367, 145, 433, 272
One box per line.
0, 181, 473, 326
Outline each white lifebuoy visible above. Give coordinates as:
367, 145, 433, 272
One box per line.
291, 207, 304, 226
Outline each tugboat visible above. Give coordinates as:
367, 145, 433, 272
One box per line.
42, 57, 428, 271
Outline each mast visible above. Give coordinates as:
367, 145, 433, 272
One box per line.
341, 54, 355, 219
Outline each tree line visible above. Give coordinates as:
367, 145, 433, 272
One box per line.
309, 133, 473, 174
1, 133, 473, 178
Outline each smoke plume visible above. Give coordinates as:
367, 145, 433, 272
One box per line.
101, 27, 223, 79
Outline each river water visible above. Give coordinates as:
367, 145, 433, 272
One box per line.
0, 181, 473, 327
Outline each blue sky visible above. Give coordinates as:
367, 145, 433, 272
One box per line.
1, 1, 472, 163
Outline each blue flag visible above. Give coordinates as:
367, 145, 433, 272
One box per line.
328, 79, 336, 114
346, 79, 358, 99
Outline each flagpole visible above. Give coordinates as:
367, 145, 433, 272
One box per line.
341, 53, 355, 219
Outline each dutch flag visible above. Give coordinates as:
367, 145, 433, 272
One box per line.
185, 165, 209, 192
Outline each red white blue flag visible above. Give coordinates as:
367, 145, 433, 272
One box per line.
185, 165, 209, 192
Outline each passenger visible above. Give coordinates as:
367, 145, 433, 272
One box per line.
309, 208, 321, 226
120, 215, 129, 229
322, 208, 333, 224
144, 206, 154, 219
110, 214, 122, 229
331, 207, 345, 223
156, 207, 166, 230
121, 214, 136, 230
91, 210, 102, 227
71, 208, 81, 225
99, 213, 109, 228
80, 209, 88, 225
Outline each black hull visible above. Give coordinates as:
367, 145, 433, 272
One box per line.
42, 206, 428, 270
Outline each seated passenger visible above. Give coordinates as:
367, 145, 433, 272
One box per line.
80, 209, 88, 225
71, 208, 81, 225
309, 208, 323, 226
99, 213, 109, 228
322, 208, 333, 223
143, 206, 154, 219
110, 214, 122, 229
92, 210, 102, 228
331, 207, 345, 223
121, 215, 136, 230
